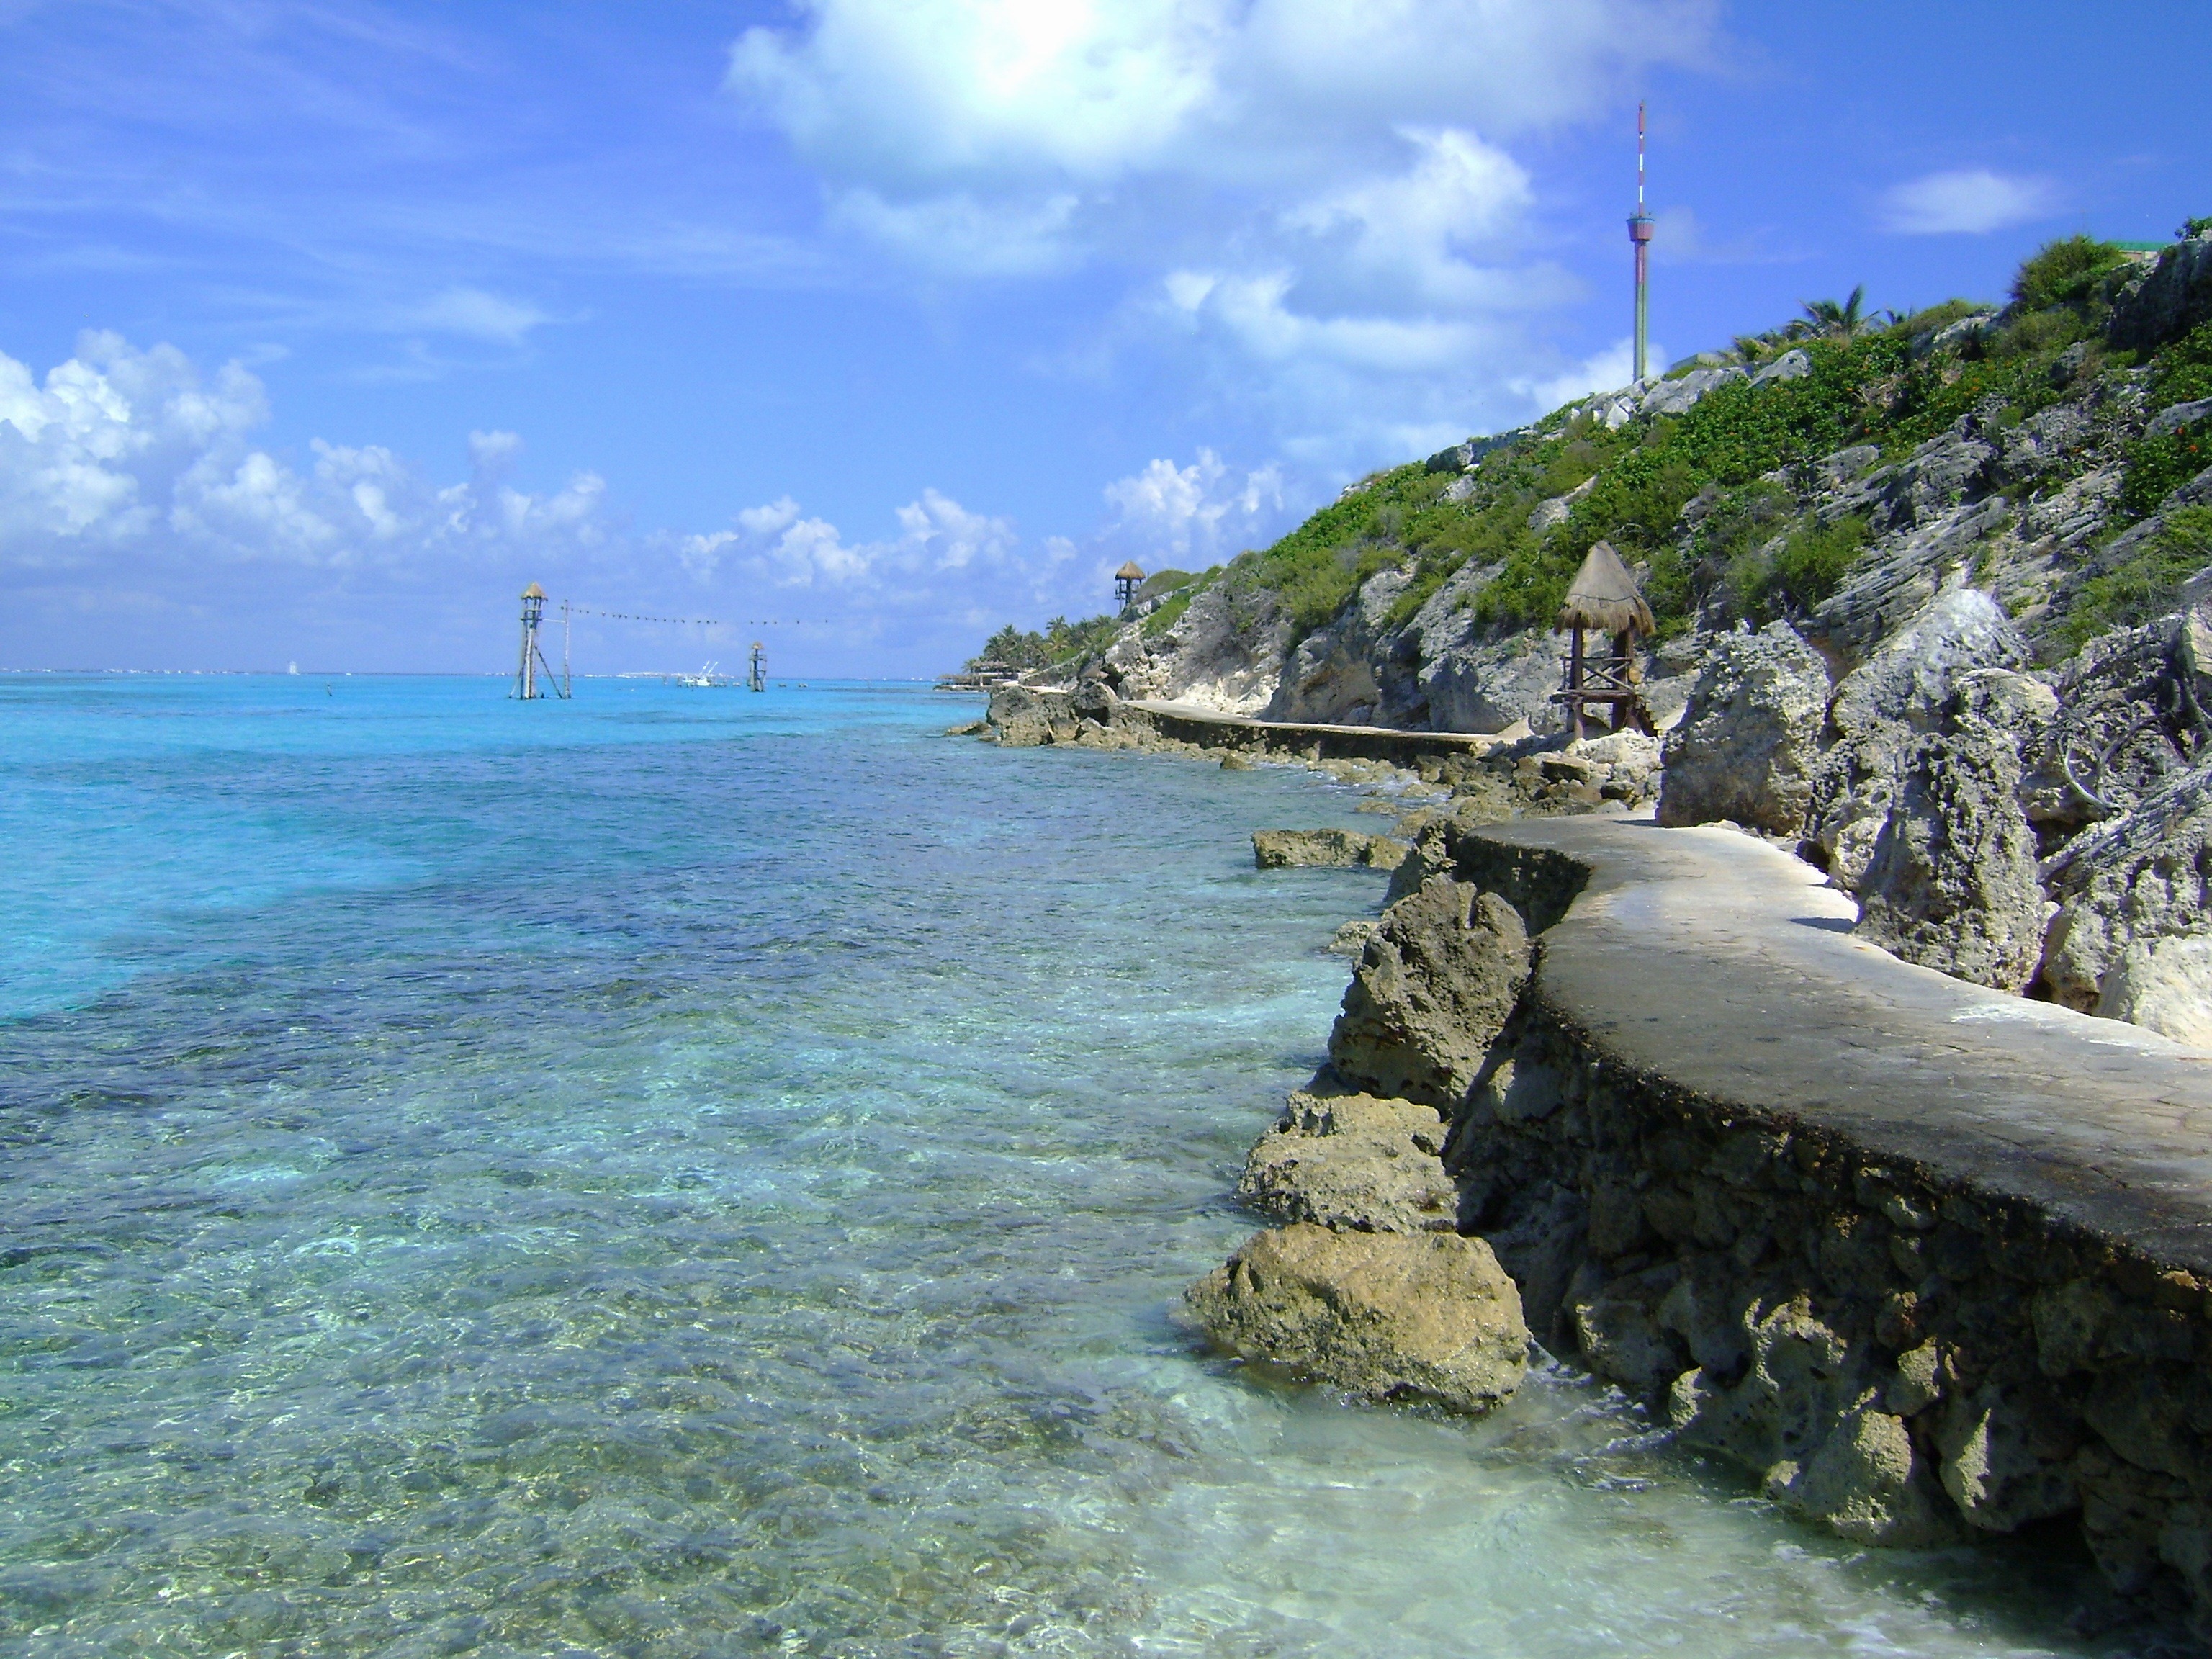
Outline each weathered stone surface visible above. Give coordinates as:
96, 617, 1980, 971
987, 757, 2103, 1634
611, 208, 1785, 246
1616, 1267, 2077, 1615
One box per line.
1251, 828, 1410, 869
2032, 614, 2210, 837
986, 685, 1072, 747
1099, 582, 1293, 714
1807, 589, 2033, 891
1853, 673, 2049, 991
2108, 235, 2212, 354
1238, 1089, 1456, 1233
1265, 567, 1413, 726
1665, 1298, 1956, 1545
2041, 763, 2212, 1036
1185, 1223, 1529, 1412
1329, 877, 1530, 1105
1656, 623, 1830, 836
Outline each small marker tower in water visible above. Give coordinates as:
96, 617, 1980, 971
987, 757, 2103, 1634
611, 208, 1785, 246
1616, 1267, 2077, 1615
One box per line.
1628, 102, 1654, 383
748, 642, 767, 693
512, 583, 570, 699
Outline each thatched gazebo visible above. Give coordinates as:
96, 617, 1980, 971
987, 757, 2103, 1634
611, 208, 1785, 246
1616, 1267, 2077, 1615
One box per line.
1114, 561, 1147, 610
1552, 540, 1657, 740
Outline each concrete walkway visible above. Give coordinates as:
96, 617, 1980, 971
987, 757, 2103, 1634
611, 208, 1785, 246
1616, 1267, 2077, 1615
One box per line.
1469, 814, 2212, 1274
1125, 698, 1503, 766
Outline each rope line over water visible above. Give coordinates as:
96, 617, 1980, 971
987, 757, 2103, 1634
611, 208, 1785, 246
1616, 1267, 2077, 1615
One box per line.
562, 604, 832, 627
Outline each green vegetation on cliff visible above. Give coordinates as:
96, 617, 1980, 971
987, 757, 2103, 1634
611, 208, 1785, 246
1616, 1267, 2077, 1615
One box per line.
970, 225, 2212, 676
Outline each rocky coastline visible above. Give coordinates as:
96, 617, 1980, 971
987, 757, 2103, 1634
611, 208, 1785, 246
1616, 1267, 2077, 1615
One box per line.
971, 678, 2212, 1635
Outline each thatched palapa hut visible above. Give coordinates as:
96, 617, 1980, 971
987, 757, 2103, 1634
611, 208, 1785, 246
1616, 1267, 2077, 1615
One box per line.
1553, 540, 1658, 739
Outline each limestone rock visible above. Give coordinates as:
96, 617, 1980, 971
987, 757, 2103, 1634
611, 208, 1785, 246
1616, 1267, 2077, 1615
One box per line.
1656, 624, 1830, 837
1807, 589, 2033, 891
1251, 829, 1409, 870
1185, 1223, 1529, 1412
2108, 235, 2212, 354
2041, 763, 2212, 1036
987, 685, 1071, 747
1852, 675, 2049, 991
2032, 615, 2207, 837
1666, 1296, 1956, 1545
1099, 582, 1293, 715
1265, 567, 1413, 725
1329, 878, 1531, 1106
1237, 1089, 1456, 1233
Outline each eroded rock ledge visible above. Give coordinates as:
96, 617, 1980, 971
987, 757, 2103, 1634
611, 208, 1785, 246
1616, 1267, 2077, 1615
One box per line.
1210, 812, 2212, 1619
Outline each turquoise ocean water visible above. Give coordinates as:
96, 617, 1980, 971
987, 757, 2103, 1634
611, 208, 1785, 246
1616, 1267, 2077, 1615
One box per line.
0, 675, 2151, 1656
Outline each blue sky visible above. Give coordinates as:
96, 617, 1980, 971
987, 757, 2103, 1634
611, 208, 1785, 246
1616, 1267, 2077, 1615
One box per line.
1, 0, 2207, 676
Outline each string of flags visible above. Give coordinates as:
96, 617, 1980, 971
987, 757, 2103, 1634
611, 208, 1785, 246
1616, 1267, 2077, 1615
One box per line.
561, 604, 832, 626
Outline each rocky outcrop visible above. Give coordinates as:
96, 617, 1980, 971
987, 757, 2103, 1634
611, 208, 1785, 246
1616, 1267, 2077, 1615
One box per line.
1806, 589, 2032, 891
1328, 876, 1531, 1107
1099, 582, 1293, 714
2041, 764, 2212, 1039
1251, 829, 1409, 870
1185, 1223, 1529, 1412
1851, 673, 2049, 992
1237, 1087, 1456, 1234
1656, 624, 1831, 836
2108, 235, 2212, 355
1382, 814, 2212, 1607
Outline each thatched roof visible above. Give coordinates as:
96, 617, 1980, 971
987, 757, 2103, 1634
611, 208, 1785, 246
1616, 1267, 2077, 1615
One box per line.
1557, 540, 1654, 636
1114, 560, 1147, 580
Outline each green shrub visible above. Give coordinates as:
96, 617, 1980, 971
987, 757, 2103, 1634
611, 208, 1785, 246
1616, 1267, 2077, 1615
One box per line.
1133, 569, 1193, 603
2010, 235, 2126, 313
2149, 320, 2212, 409
1141, 590, 1194, 637
1759, 515, 1870, 613
2056, 506, 2212, 649
2118, 418, 2212, 519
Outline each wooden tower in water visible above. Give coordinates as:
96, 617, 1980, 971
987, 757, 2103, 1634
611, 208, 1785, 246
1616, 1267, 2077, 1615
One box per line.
512, 583, 570, 699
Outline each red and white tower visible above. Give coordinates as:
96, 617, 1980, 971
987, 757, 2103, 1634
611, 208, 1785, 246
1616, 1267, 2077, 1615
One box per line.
1628, 102, 1654, 383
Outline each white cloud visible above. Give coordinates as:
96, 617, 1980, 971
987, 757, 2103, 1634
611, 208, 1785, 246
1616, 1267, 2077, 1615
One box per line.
405, 287, 556, 344
1507, 336, 1651, 413
0, 333, 613, 575
1102, 449, 1284, 565
1878, 168, 2059, 236
726, 0, 1722, 465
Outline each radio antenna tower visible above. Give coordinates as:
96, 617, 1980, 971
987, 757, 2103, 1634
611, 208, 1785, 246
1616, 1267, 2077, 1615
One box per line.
1629, 102, 1654, 383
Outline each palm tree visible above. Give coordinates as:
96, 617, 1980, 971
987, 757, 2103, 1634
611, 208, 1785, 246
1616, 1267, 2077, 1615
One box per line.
1799, 285, 1869, 339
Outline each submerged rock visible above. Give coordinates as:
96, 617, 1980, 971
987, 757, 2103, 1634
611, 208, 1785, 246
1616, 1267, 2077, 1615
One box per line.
1329, 876, 1530, 1106
1656, 624, 1830, 837
1185, 1223, 1529, 1412
1251, 828, 1410, 870
1238, 1089, 1455, 1234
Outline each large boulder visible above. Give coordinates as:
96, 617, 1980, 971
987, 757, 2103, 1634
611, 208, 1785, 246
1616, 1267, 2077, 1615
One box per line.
1807, 588, 2033, 891
1656, 624, 1831, 837
1251, 829, 1409, 870
986, 685, 1072, 747
2030, 613, 2212, 840
2040, 763, 2212, 1041
1329, 877, 1531, 1106
1238, 1089, 1456, 1234
1185, 1223, 1529, 1412
2108, 236, 2212, 355
1851, 671, 2052, 991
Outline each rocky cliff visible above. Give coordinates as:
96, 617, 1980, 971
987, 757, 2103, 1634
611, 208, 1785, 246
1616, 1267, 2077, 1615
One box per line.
1033, 230, 2212, 754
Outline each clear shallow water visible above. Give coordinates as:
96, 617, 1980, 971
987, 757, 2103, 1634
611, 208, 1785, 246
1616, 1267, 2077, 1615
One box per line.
0, 675, 2165, 1657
